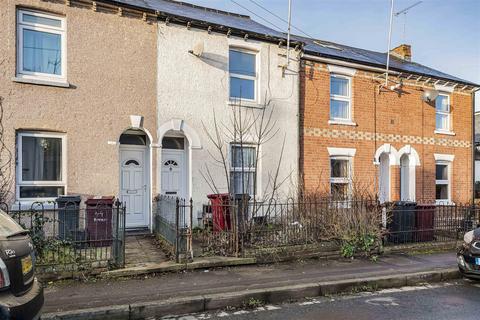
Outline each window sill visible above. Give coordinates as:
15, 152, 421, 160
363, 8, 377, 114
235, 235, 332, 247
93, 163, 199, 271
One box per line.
13, 76, 70, 88
328, 120, 357, 127
227, 100, 264, 109
434, 130, 455, 136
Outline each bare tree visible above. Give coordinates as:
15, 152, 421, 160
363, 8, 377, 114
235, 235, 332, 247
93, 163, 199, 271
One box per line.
201, 95, 291, 204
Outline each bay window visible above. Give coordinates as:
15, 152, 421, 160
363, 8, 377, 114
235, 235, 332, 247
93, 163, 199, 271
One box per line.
17, 132, 66, 200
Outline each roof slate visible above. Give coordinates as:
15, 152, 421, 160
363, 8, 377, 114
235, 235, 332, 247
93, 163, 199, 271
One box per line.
106, 0, 477, 87
297, 36, 478, 86
112, 0, 286, 39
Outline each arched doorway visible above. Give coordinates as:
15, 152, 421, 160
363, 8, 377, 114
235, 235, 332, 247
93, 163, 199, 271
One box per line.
400, 154, 415, 201
119, 129, 151, 228
157, 119, 202, 201
398, 145, 420, 202
378, 153, 390, 203
374, 144, 398, 203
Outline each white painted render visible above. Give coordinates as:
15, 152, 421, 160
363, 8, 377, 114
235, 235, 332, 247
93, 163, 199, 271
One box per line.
156, 23, 300, 222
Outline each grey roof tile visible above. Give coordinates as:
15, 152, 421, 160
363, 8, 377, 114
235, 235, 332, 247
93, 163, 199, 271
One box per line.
296, 36, 478, 86
106, 0, 477, 87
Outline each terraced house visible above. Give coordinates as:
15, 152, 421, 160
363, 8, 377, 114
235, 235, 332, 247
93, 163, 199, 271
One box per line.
299, 39, 479, 204
1, 0, 159, 213
0, 0, 300, 230
1, 0, 478, 234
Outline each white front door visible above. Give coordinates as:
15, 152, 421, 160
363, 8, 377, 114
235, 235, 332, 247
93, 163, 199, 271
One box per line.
378, 153, 390, 203
120, 147, 148, 228
161, 149, 186, 199
400, 154, 415, 201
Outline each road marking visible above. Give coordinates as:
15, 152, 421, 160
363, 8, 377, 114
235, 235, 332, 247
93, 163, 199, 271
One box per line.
365, 297, 399, 307
232, 310, 249, 315
299, 299, 322, 305
265, 305, 281, 310
162, 282, 460, 319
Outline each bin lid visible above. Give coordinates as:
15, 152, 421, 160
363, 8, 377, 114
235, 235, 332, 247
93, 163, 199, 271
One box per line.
207, 193, 230, 200
233, 193, 251, 200
85, 196, 115, 205
56, 195, 81, 203
393, 201, 417, 207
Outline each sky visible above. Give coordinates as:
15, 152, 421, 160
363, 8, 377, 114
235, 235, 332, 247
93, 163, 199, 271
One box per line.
187, 0, 480, 109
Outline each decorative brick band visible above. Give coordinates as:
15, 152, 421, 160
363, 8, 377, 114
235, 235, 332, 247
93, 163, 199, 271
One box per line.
304, 127, 471, 148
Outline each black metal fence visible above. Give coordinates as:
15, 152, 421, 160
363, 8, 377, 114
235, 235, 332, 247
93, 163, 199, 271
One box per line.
197, 197, 480, 257
384, 202, 480, 246
153, 195, 193, 262
199, 197, 382, 256
0, 200, 126, 272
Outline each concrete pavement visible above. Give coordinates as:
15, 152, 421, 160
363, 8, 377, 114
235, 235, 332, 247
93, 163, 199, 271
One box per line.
42, 252, 459, 319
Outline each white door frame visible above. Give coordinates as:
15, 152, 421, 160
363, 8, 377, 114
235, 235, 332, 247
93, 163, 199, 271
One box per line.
119, 144, 151, 228
157, 120, 202, 202
161, 147, 188, 200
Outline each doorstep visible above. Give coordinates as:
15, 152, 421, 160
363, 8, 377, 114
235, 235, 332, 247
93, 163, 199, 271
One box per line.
101, 256, 257, 278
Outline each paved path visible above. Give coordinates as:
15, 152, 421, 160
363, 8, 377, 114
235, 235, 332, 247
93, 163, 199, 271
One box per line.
43, 252, 457, 314
124, 234, 168, 267
178, 280, 480, 320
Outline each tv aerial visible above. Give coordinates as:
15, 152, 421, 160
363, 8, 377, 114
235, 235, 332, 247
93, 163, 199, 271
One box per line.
395, 1, 423, 43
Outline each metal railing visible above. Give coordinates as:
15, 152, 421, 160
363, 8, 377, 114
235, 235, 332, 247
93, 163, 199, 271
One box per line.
153, 195, 193, 262
0, 200, 126, 272
197, 197, 480, 257
384, 202, 480, 246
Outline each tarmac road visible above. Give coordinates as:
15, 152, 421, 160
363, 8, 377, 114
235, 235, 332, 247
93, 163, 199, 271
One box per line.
161, 279, 480, 320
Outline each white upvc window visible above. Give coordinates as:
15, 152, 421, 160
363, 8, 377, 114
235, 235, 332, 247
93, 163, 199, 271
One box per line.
330, 157, 352, 200
435, 161, 451, 204
16, 132, 67, 201
16, 9, 66, 81
229, 48, 257, 102
230, 144, 257, 196
330, 74, 352, 122
435, 94, 451, 132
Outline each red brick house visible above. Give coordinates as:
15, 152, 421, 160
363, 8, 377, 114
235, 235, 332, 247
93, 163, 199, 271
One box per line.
299, 39, 479, 204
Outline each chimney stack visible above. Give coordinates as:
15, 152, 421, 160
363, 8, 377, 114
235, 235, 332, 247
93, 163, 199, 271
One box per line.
390, 44, 412, 61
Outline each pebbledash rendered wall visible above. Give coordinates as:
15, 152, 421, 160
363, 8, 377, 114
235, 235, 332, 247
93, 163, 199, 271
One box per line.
156, 23, 300, 219
300, 60, 474, 203
0, 0, 158, 204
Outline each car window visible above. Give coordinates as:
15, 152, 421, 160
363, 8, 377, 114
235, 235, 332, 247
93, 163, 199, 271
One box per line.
0, 210, 25, 237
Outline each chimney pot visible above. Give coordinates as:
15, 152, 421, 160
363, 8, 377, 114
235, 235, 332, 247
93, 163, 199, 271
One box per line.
390, 44, 412, 61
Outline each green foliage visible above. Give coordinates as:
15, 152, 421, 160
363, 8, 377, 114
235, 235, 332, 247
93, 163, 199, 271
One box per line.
243, 297, 265, 309
341, 242, 355, 258
12, 210, 79, 266
341, 233, 379, 259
